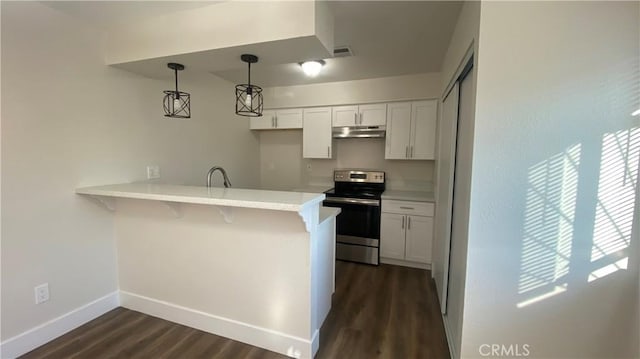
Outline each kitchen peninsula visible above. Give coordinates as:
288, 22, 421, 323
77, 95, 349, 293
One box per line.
76, 183, 340, 359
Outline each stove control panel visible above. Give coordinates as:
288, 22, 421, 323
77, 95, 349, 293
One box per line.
334, 169, 385, 184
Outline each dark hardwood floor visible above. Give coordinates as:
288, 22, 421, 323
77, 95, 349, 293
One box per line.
21, 262, 449, 359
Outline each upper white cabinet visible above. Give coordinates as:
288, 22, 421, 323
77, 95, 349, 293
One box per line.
385, 100, 437, 160
411, 101, 438, 159
250, 108, 303, 130
303, 107, 333, 159
385, 102, 413, 159
332, 104, 387, 127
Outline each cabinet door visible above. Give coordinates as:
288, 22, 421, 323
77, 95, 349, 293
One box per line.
275, 108, 303, 129
410, 100, 437, 160
359, 103, 387, 126
405, 215, 433, 264
332, 105, 358, 127
303, 107, 332, 158
385, 102, 412, 159
250, 110, 275, 129
380, 213, 406, 260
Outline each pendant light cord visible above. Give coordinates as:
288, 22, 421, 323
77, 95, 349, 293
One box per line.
247, 62, 251, 86
174, 67, 180, 99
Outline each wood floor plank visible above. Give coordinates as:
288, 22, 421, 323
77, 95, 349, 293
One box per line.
19, 262, 449, 359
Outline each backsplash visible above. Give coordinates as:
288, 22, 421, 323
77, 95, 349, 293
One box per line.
258, 131, 434, 191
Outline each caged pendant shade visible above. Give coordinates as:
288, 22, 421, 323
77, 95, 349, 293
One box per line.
163, 63, 190, 118
235, 54, 263, 117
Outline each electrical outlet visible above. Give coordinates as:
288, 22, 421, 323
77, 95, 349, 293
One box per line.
146, 165, 160, 179
35, 283, 49, 304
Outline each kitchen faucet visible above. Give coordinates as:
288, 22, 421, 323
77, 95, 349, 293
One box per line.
206, 166, 232, 188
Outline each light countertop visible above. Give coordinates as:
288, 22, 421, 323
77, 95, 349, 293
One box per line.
292, 185, 333, 193
381, 190, 435, 202
76, 183, 326, 212
319, 207, 341, 224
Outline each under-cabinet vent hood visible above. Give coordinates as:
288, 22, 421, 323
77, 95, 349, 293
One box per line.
332, 125, 386, 138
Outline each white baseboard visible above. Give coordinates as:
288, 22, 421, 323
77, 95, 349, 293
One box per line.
380, 257, 431, 270
442, 315, 457, 359
311, 329, 320, 357
119, 291, 315, 359
0, 291, 119, 359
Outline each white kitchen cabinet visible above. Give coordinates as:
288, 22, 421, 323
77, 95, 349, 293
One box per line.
331, 105, 358, 127
331, 103, 387, 127
411, 100, 438, 159
385, 100, 437, 160
380, 213, 406, 260
249, 110, 275, 129
359, 104, 387, 126
404, 215, 433, 263
303, 107, 333, 159
250, 108, 303, 130
380, 199, 434, 266
385, 102, 413, 159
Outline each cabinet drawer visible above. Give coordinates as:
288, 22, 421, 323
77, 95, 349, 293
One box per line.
382, 200, 434, 216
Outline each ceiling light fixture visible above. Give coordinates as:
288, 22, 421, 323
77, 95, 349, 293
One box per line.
235, 54, 263, 117
163, 63, 190, 118
300, 60, 325, 77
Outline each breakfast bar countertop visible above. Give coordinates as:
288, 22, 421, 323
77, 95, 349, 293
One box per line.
76, 183, 326, 212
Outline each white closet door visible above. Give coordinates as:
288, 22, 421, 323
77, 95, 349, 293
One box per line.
435, 82, 459, 314
448, 67, 475, 321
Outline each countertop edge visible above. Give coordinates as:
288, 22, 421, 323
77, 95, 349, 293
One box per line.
76, 184, 326, 212
319, 207, 341, 224
381, 190, 436, 203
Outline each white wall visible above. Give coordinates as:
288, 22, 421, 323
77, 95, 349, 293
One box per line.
105, 1, 329, 65
462, 1, 639, 357
259, 73, 441, 191
0, 0, 259, 344
439, 2, 480, 96
432, 2, 480, 358
264, 73, 441, 109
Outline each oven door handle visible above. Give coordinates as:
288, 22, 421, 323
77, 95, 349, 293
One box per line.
324, 197, 380, 206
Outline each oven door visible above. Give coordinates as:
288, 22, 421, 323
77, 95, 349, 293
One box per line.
323, 197, 381, 239
323, 196, 381, 265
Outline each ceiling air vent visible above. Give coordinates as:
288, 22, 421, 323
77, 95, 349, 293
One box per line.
333, 46, 353, 58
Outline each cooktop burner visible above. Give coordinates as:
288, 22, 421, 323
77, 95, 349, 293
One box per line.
324, 188, 384, 200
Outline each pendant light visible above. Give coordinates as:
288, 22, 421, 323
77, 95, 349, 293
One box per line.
163, 63, 190, 118
235, 54, 263, 117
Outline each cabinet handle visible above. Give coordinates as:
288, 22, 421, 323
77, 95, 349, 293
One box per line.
354, 112, 358, 125
410, 146, 413, 158
327, 146, 330, 157
275, 116, 278, 128
402, 216, 405, 229
405, 146, 409, 158
359, 113, 363, 124
408, 216, 411, 230
399, 206, 414, 210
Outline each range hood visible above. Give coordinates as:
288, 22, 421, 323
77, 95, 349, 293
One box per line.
332, 125, 386, 138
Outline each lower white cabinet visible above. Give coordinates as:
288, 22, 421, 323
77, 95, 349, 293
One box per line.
303, 107, 333, 158
404, 215, 433, 263
380, 200, 434, 266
